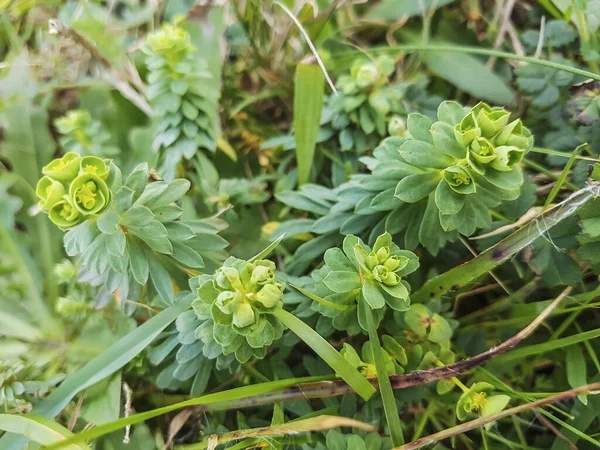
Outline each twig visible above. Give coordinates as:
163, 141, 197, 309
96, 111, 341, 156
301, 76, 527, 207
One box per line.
122, 382, 133, 444
394, 381, 599, 449
534, 412, 577, 450
533, 16, 546, 59
488, 0, 517, 68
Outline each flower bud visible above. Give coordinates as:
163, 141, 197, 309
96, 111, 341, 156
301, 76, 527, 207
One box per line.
42, 152, 81, 183
490, 145, 525, 172
388, 116, 408, 137
55, 110, 90, 134
493, 119, 531, 149
216, 290, 241, 314
80, 156, 110, 180
471, 103, 510, 137
250, 265, 274, 286
383, 255, 401, 271
372, 265, 389, 283
375, 247, 390, 263
454, 113, 481, 147
36, 176, 66, 212
69, 173, 111, 215
383, 272, 400, 286
355, 62, 378, 88
232, 302, 255, 328
443, 166, 476, 195
48, 196, 83, 229
215, 266, 240, 290
54, 260, 76, 281
254, 283, 283, 308
366, 255, 379, 270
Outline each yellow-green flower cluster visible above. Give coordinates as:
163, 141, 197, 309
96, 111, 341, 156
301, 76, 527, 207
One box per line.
36, 153, 111, 229
212, 260, 284, 328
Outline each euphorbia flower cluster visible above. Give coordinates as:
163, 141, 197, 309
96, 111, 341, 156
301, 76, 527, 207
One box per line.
36, 153, 111, 229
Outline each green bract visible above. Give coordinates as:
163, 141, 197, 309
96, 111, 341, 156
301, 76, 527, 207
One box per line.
191, 256, 285, 363
41, 152, 81, 183
69, 173, 111, 215
36, 176, 65, 212
36, 154, 113, 229
143, 24, 219, 181
340, 342, 398, 378
456, 382, 511, 423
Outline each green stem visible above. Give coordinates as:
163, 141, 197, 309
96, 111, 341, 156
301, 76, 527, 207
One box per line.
412, 182, 600, 303
273, 308, 376, 401
523, 159, 579, 191
363, 298, 404, 446
333, 44, 600, 82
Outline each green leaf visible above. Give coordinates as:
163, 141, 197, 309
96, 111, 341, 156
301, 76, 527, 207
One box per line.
294, 63, 325, 186
249, 233, 285, 262
368, 0, 455, 19
273, 309, 376, 401
362, 278, 385, 309
423, 46, 514, 105
147, 255, 174, 302
566, 345, 588, 405
323, 271, 362, 293
400, 140, 455, 169
394, 172, 441, 203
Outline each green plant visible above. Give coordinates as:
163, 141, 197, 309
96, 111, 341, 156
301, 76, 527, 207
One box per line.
144, 24, 219, 181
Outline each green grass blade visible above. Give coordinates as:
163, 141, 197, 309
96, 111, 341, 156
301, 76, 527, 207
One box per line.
0, 414, 91, 449
544, 144, 586, 208
363, 298, 405, 446
45, 376, 330, 449
273, 308, 376, 401
294, 62, 325, 186
494, 328, 600, 364
0, 301, 188, 450
332, 44, 600, 82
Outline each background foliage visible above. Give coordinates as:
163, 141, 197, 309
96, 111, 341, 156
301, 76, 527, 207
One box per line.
1, 0, 600, 449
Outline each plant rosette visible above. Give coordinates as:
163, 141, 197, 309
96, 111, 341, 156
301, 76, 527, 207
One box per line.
192, 257, 286, 363
318, 232, 419, 331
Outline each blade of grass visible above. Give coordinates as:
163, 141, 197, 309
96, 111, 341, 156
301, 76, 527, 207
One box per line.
531, 146, 599, 162
0, 414, 91, 450
493, 328, 600, 364
44, 376, 332, 449
273, 308, 376, 401
363, 296, 405, 446
412, 182, 600, 303
0, 301, 189, 450
294, 63, 325, 186
544, 144, 586, 208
